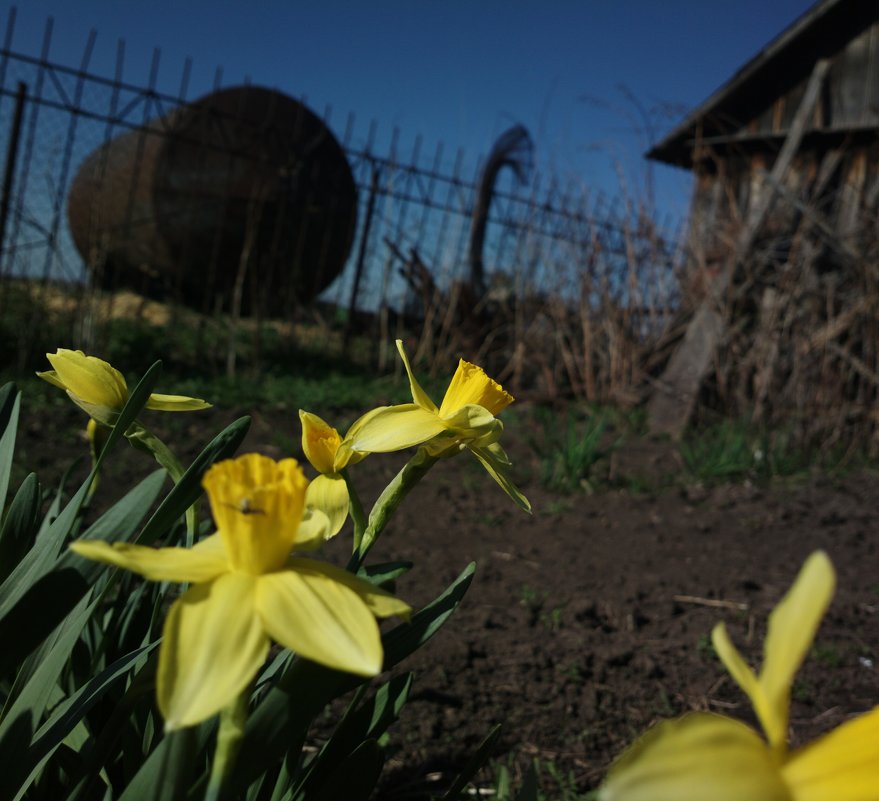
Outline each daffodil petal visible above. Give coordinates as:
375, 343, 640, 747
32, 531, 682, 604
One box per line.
145, 393, 212, 412
295, 507, 332, 551
346, 404, 448, 453
442, 403, 502, 436
438, 358, 514, 418
69, 536, 229, 583
305, 474, 349, 538
299, 410, 341, 474
255, 566, 384, 676
599, 713, 792, 801
395, 339, 438, 412
760, 551, 835, 748
711, 622, 772, 741
158, 573, 268, 730
46, 349, 128, 409
782, 706, 879, 801
288, 556, 412, 620
470, 445, 531, 513
35, 369, 67, 390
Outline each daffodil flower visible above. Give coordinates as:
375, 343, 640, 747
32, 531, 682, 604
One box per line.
40, 348, 212, 538
342, 340, 530, 512
37, 348, 210, 427
69, 453, 411, 730
299, 410, 366, 537
599, 551, 879, 801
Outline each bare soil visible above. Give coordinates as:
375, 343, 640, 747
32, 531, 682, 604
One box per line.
15, 400, 879, 798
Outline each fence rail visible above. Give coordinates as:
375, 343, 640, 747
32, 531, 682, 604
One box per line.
0, 7, 683, 399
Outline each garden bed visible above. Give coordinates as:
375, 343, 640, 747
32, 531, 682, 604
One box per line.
14, 395, 879, 799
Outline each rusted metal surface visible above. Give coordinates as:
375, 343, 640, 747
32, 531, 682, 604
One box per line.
67, 85, 357, 313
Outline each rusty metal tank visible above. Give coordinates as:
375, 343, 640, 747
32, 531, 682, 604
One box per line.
67, 86, 357, 313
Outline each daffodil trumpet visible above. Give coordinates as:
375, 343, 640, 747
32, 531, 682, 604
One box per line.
598, 551, 879, 801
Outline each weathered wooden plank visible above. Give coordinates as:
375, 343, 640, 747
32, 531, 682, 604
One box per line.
832, 24, 872, 126
647, 59, 830, 439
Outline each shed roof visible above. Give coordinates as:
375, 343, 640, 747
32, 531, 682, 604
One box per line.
648, 0, 879, 168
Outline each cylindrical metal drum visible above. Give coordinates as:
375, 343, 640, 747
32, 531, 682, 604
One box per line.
68, 86, 357, 313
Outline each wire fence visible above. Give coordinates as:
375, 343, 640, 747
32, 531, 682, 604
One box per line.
0, 8, 684, 394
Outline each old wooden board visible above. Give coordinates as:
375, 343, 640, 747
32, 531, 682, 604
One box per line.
647, 59, 830, 439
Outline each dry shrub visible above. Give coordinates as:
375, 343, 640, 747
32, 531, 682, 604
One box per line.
685, 155, 879, 453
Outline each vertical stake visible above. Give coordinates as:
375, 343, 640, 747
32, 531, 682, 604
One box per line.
0, 81, 27, 272
343, 165, 380, 353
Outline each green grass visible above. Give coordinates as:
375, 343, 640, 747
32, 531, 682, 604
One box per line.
492, 760, 596, 801
533, 406, 619, 493
680, 419, 763, 482
6, 287, 878, 491
678, 417, 859, 484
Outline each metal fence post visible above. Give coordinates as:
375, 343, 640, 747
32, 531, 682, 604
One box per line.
0, 81, 26, 271
343, 164, 380, 351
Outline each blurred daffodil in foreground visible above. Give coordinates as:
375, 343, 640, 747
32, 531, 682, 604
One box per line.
299, 410, 365, 537
599, 551, 879, 801
70, 453, 411, 730
343, 340, 530, 512
37, 348, 210, 426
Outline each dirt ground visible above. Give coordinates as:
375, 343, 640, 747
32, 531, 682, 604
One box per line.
14, 398, 879, 798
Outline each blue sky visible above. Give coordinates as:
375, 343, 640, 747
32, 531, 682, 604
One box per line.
7, 1, 815, 223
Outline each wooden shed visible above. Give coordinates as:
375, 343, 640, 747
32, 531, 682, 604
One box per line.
650, 0, 879, 275
645, 0, 879, 442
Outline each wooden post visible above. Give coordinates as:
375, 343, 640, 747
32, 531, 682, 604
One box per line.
647, 58, 831, 439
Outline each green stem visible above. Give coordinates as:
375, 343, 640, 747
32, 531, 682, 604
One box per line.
342, 468, 367, 551
85, 419, 109, 507
204, 689, 250, 801
350, 447, 438, 570
125, 421, 198, 545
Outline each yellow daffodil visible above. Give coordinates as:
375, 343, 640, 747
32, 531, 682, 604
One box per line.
69, 453, 410, 730
341, 340, 530, 512
299, 410, 366, 536
599, 551, 879, 801
37, 348, 210, 426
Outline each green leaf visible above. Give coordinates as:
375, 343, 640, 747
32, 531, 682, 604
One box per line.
0, 362, 162, 619
135, 415, 251, 547
357, 560, 414, 582
356, 560, 413, 587
35, 463, 77, 541
441, 724, 502, 800
383, 561, 476, 670
0, 592, 95, 744
116, 724, 211, 801
291, 674, 412, 801
0, 473, 40, 584
495, 765, 512, 801
304, 739, 384, 801
230, 562, 476, 795
8, 643, 158, 801
515, 765, 539, 801
0, 469, 167, 677
63, 650, 161, 801
0, 382, 21, 522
